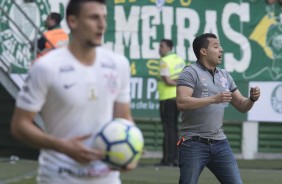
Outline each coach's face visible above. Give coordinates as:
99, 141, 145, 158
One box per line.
206, 38, 223, 66
69, 2, 107, 47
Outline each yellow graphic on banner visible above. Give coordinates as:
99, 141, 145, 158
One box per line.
249, 15, 276, 59
180, 0, 192, 6
150, 0, 174, 4
131, 62, 137, 75
115, 0, 136, 4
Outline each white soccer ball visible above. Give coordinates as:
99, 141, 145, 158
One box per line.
93, 118, 144, 169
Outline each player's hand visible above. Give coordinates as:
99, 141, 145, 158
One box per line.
213, 91, 232, 103
111, 162, 138, 172
125, 162, 138, 170
250, 86, 260, 102
60, 134, 104, 164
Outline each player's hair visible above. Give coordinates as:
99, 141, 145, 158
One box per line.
160, 39, 173, 49
49, 12, 62, 25
66, 0, 106, 17
193, 33, 217, 60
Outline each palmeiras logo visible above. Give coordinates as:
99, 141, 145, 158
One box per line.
0, 0, 50, 73
271, 84, 282, 114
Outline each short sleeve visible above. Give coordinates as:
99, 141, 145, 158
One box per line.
16, 61, 50, 112
159, 60, 169, 76
115, 55, 131, 103
226, 71, 237, 93
177, 66, 197, 89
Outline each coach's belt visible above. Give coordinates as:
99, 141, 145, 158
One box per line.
190, 136, 215, 145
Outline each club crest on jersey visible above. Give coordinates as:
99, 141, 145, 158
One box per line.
87, 84, 98, 100
220, 77, 228, 88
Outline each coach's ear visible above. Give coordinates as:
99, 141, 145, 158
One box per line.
200, 48, 207, 57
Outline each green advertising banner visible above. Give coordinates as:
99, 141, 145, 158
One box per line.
1, 0, 282, 120
103, 0, 282, 119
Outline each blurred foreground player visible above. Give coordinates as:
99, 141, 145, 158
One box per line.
11, 0, 134, 183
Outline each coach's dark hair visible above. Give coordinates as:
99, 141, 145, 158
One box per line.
66, 0, 106, 17
49, 12, 62, 25
193, 33, 217, 60
160, 39, 173, 49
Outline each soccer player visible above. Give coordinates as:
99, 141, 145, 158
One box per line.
176, 33, 260, 184
11, 0, 133, 183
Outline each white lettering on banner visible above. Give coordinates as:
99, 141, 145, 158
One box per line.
16, 45, 31, 66
111, 4, 251, 68
130, 77, 159, 100
176, 8, 199, 61
130, 77, 143, 99
131, 100, 160, 110
114, 6, 141, 59
141, 6, 160, 59
204, 11, 219, 39
3, 38, 17, 53
146, 78, 158, 99
223, 3, 251, 73
2, 50, 15, 63
130, 77, 160, 110
162, 7, 173, 39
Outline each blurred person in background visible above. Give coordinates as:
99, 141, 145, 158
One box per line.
36, 12, 69, 59
156, 39, 186, 167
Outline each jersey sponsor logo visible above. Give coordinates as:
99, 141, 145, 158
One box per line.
58, 165, 111, 177
101, 62, 116, 69
59, 66, 75, 73
271, 84, 282, 114
0, 0, 49, 72
63, 83, 76, 89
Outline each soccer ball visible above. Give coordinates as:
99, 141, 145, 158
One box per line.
93, 118, 144, 169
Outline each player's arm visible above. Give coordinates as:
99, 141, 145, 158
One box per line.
11, 107, 103, 164
113, 102, 137, 171
176, 86, 231, 110
160, 60, 177, 86
114, 54, 133, 122
161, 76, 177, 86
230, 87, 260, 113
113, 102, 133, 122
11, 108, 59, 150
177, 86, 212, 110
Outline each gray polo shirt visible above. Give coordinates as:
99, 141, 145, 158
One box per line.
177, 62, 237, 140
